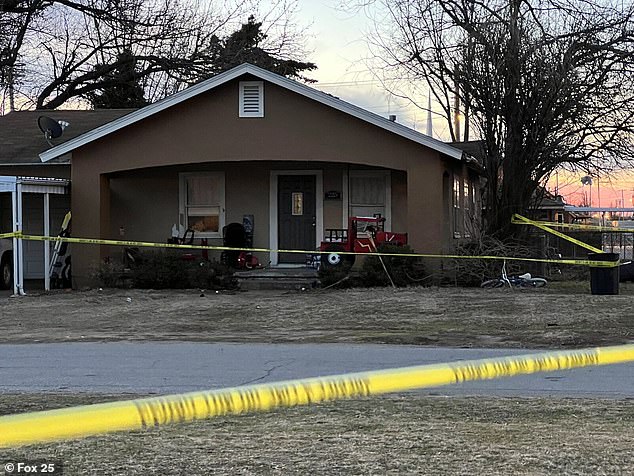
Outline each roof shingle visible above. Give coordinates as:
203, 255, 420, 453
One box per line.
0, 109, 136, 164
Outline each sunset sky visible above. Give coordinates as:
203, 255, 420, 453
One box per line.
293, 0, 634, 209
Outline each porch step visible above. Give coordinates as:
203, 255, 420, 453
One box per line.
234, 267, 319, 291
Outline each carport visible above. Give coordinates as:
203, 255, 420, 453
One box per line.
0, 176, 70, 294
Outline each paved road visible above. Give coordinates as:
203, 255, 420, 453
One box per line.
0, 342, 632, 398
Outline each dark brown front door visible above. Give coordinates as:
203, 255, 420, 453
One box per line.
278, 175, 316, 263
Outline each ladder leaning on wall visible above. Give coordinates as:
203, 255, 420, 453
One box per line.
49, 211, 71, 287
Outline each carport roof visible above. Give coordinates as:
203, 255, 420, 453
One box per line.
0, 175, 69, 194
39, 63, 464, 163
0, 109, 135, 165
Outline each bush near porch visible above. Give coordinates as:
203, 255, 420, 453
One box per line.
318, 244, 428, 288
97, 250, 237, 290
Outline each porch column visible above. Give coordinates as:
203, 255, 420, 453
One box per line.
99, 174, 111, 262
71, 169, 111, 287
44, 193, 50, 291
406, 161, 444, 256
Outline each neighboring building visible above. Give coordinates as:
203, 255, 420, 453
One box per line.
21, 63, 480, 287
533, 192, 570, 223
0, 109, 133, 282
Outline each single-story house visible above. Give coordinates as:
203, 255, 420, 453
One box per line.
4, 63, 481, 288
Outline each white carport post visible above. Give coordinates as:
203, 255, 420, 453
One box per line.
16, 180, 25, 295
11, 179, 25, 295
10, 181, 18, 296
44, 193, 50, 291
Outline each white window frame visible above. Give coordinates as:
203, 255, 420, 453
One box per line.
463, 180, 471, 238
239, 81, 264, 118
179, 172, 225, 239
453, 175, 462, 238
348, 170, 392, 231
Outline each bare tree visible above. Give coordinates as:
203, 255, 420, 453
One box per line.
1, 0, 313, 111
346, 0, 634, 237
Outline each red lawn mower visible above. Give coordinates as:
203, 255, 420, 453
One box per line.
319, 215, 407, 269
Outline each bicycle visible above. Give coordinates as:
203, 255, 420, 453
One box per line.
481, 261, 547, 288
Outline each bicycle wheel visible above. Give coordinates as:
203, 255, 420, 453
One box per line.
481, 279, 502, 288
530, 278, 547, 288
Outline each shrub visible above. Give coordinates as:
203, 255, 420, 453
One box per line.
359, 244, 427, 287
448, 235, 537, 286
97, 250, 237, 290
95, 260, 126, 288
317, 260, 354, 288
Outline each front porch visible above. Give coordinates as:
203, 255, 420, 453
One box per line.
73, 161, 412, 285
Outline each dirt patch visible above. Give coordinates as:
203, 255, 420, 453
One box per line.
1, 393, 633, 475
1, 283, 633, 348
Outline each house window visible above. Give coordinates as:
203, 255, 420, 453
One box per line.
179, 173, 225, 238
453, 176, 462, 238
349, 170, 391, 230
239, 81, 264, 117
463, 180, 471, 238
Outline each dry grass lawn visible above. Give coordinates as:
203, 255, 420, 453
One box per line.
0, 283, 633, 348
1, 393, 633, 475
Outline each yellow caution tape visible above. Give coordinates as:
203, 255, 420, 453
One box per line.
512, 218, 634, 233
1, 343, 633, 448
11, 233, 618, 267
513, 214, 605, 254
0, 232, 17, 239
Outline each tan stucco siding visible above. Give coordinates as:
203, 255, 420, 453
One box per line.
323, 166, 344, 229
406, 159, 445, 255
72, 79, 432, 174
110, 170, 178, 242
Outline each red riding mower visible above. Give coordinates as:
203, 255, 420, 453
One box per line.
319, 215, 407, 269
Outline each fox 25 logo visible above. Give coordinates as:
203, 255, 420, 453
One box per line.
4, 461, 63, 474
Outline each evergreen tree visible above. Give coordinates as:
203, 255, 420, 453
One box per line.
205, 16, 316, 83
86, 50, 148, 109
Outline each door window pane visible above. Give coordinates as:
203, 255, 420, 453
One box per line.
292, 192, 303, 215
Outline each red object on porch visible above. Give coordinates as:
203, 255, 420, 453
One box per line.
319, 215, 407, 256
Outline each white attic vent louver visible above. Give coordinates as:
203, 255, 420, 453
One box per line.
239, 81, 264, 117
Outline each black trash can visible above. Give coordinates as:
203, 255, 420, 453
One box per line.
588, 252, 620, 295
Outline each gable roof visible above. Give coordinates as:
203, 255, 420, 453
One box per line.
39, 63, 463, 162
1, 109, 136, 165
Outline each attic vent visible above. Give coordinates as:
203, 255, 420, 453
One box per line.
239, 81, 264, 117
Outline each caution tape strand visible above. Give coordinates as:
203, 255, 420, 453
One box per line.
512, 214, 604, 254
512, 218, 634, 233
1, 344, 633, 448
0, 232, 619, 268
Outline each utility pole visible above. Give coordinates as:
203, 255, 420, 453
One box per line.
453, 65, 461, 141
426, 94, 433, 137
8, 66, 15, 112
453, 91, 460, 141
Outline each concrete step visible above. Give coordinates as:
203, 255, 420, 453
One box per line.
234, 267, 319, 291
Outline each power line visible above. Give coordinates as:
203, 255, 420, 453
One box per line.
314, 77, 412, 87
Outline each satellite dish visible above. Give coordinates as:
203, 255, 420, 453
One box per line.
38, 116, 63, 139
